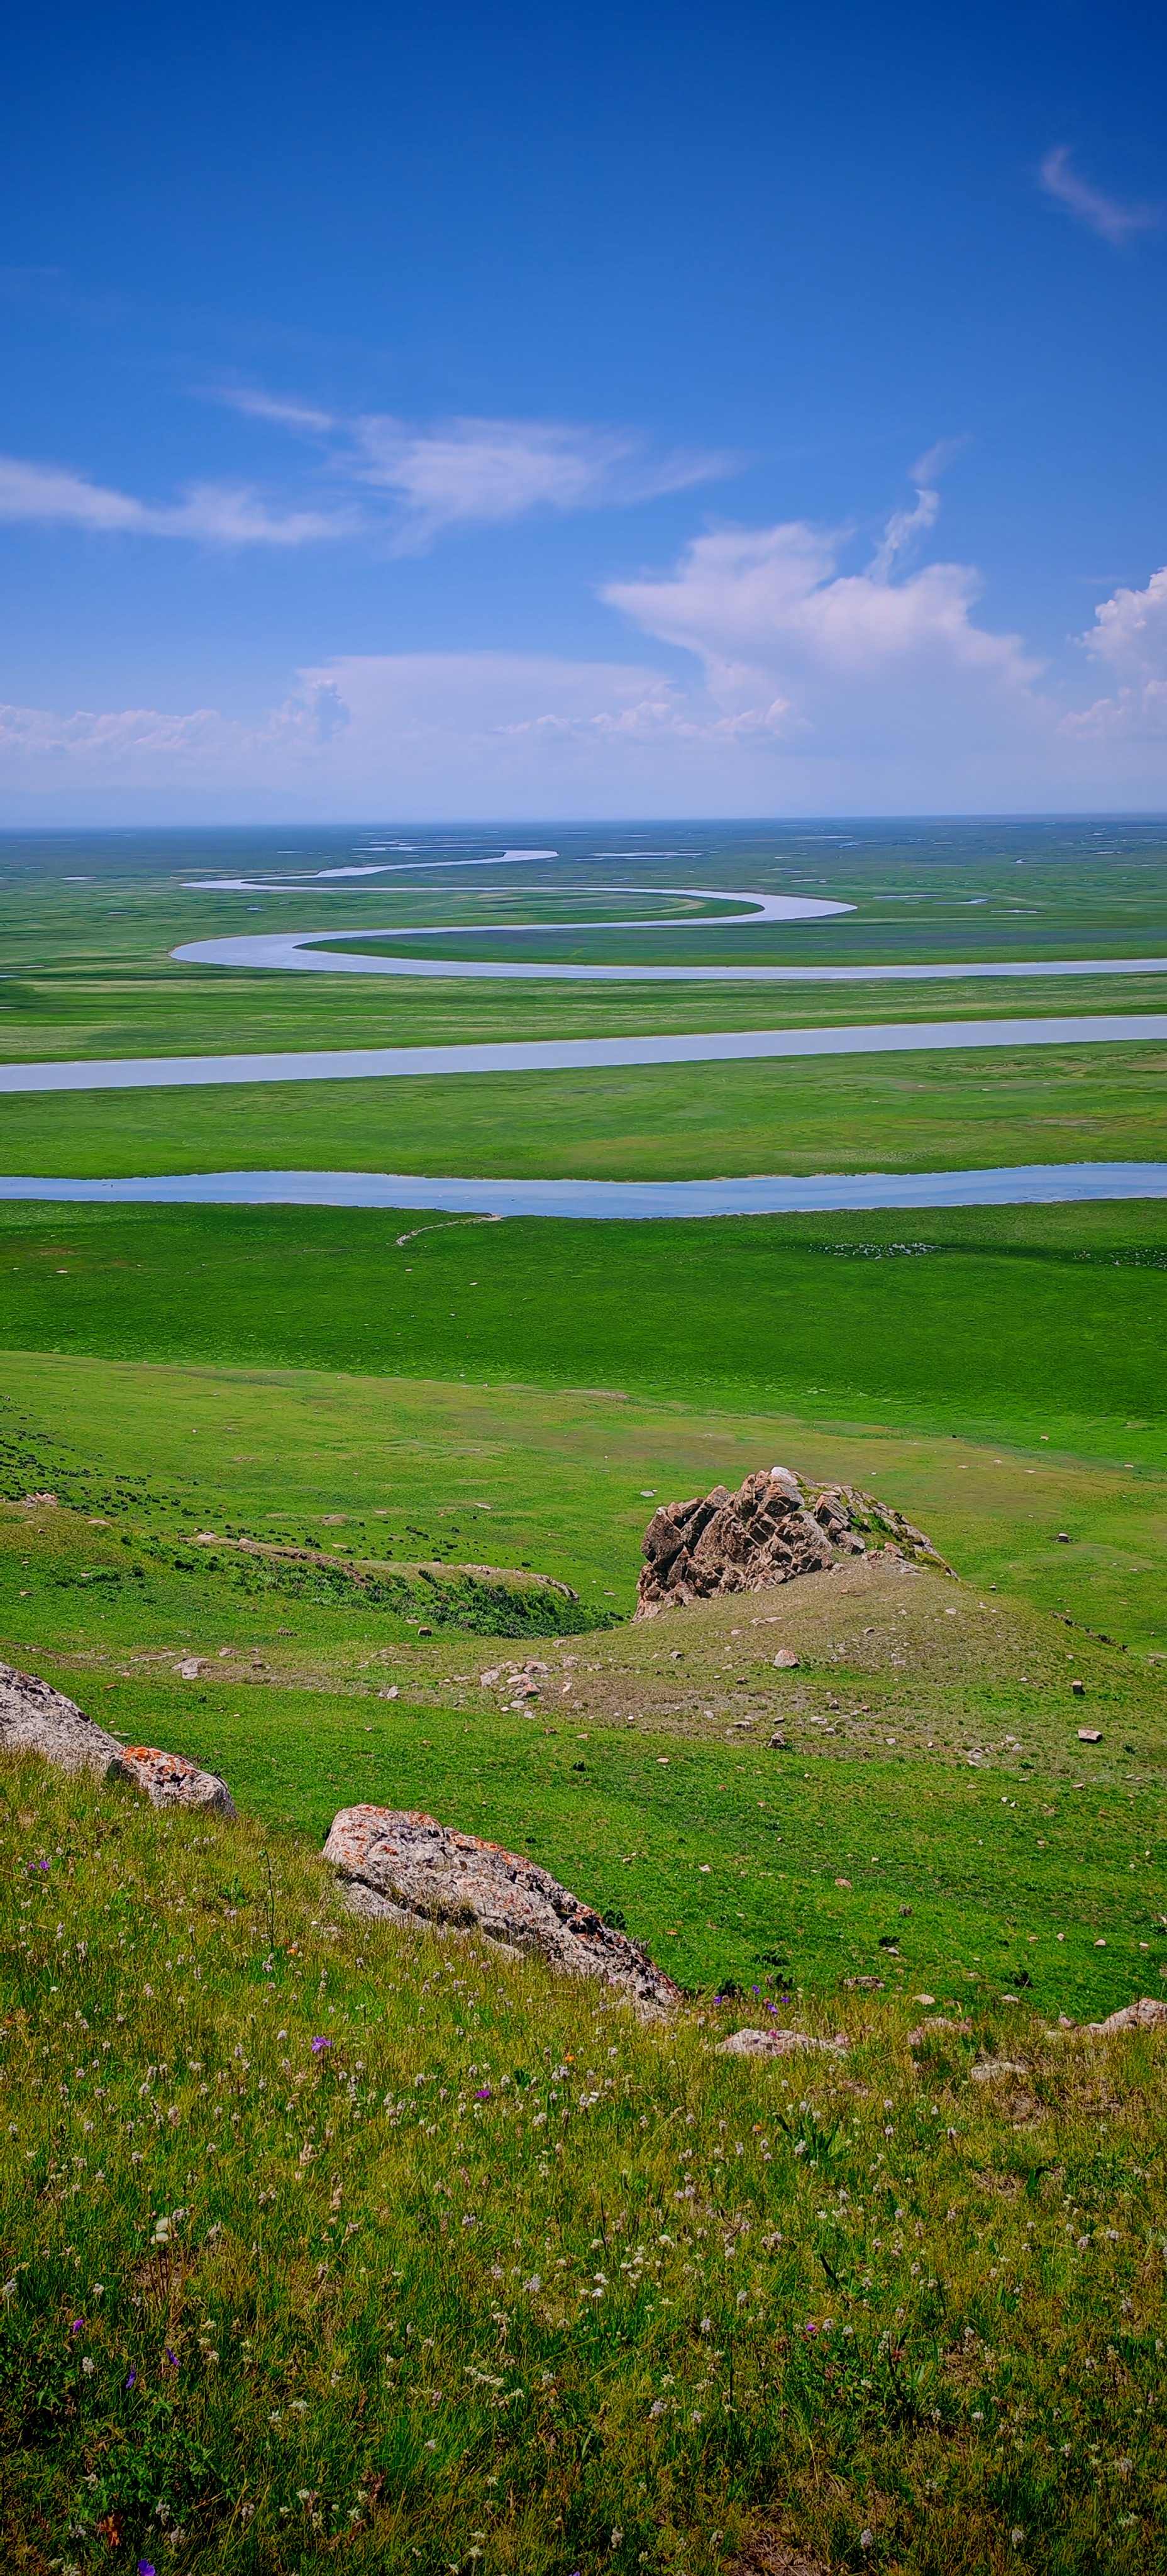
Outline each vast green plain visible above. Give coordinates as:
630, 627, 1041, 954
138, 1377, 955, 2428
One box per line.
3, 824, 1167, 2573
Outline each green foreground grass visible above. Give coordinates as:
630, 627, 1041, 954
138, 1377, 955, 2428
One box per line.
4, 1041, 1167, 1182
4, 1761, 1167, 2576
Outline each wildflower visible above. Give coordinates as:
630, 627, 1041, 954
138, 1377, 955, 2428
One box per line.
860, 2535, 873, 2553
81, 2356, 95, 2374
165, 2347, 179, 2368
311, 2037, 331, 2053
70, 2318, 84, 2334
138, 2563, 157, 2575
0, 2280, 16, 2307
124, 2367, 137, 2389
475, 2086, 492, 2100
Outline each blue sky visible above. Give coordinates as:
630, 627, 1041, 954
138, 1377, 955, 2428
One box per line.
1, 0, 1166, 819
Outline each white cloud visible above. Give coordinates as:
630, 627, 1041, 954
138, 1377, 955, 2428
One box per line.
6, 494, 1167, 816
1039, 146, 1158, 247
348, 416, 728, 547
0, 408, 733, 560
0, 452, 350, 546
216, 389, 733, 547
1063, 563, 1167, 738
602, 501, 1039, 759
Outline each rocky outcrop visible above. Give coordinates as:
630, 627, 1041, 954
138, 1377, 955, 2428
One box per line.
0, 1658, 235, 1814
636, 1465, 947, 1617
323, 1804, 682, 2011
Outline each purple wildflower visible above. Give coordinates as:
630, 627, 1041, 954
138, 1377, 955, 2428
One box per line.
138, 2562, 157, 2574
124, 2366, 138, 2389
70, 2318, 84, 2334
165, 2346, 179, 2368
475, 2086, 492, 2100
310, 2036, 331, 2053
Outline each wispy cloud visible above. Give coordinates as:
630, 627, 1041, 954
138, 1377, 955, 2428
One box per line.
1039, 147, 1158, 247
0, 453, 350, 547
216, 387, 734, 547
350, 416, 730, 547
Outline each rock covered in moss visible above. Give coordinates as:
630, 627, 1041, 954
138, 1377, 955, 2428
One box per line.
323, 1804, 682, 2011
636, 1465, 947, 1617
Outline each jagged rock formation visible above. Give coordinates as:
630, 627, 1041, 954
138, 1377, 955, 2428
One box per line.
0, 1658, 235, 1814
323, 1804, 682, 2012
636, 1464, 947, 1617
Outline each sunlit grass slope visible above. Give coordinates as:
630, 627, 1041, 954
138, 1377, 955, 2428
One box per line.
3, 1762, 1166, 2576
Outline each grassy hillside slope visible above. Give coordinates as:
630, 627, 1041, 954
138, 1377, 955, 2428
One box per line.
3, 1760, 1166, 2576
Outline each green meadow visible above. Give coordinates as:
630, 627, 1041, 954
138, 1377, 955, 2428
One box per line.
6, 1759, 1166, 2576
4, 1040, 1167, 1181
3, 826, 1167, 2572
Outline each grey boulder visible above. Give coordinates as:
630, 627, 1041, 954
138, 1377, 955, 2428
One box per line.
323, 1804, 682, 2011
0, 1658, 235, 1814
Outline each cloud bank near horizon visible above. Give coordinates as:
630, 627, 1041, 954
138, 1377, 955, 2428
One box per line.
3, 498, 1167, 816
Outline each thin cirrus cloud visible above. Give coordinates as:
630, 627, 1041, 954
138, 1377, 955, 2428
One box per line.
0, 407, 735, 557
1038, 146, 1158, 247
0, 452, 351, 547
218, 386, 736, 547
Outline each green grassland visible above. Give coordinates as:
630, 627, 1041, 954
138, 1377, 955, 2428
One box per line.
2, 1197, 1166, 1468
4, 1041, 1167, 1180
3, 819, 1167, 1071
1, 1326, 1164, 2016
3, 830, 1167, 2568
4, 1760, 1167, 2576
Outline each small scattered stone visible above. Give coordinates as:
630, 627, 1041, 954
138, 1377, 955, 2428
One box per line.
908, 2018, 972, 2047
970, 2058, 1029, 2082
1077, 1728, 1102, 1743
1087, 1997, 1167, 2035
717, 2027, 848, 2058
